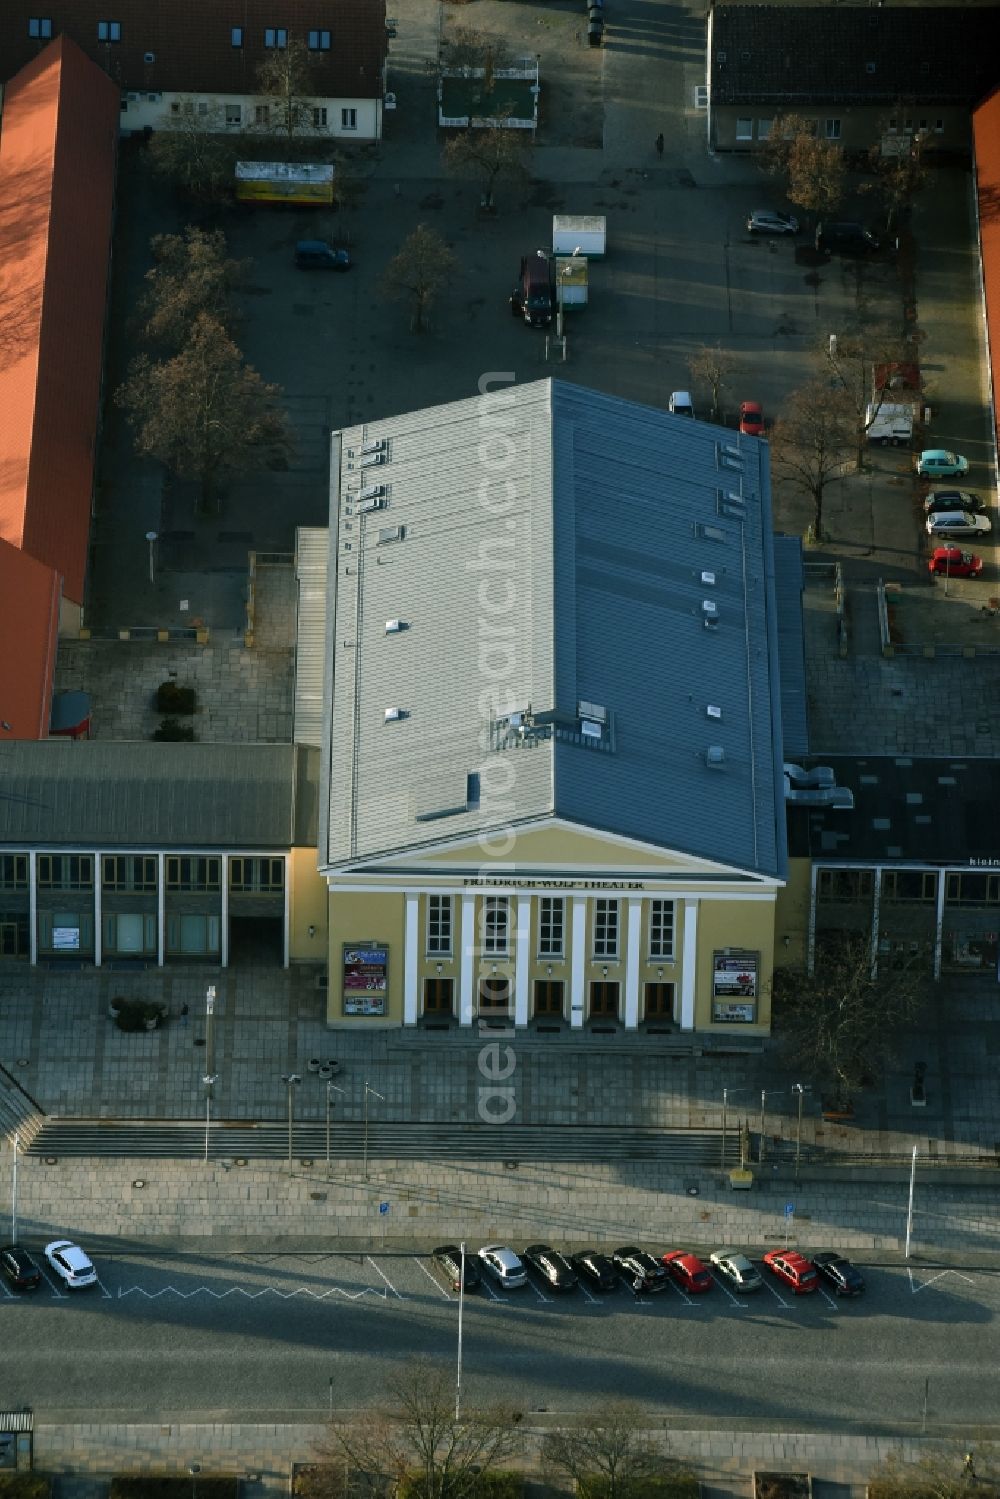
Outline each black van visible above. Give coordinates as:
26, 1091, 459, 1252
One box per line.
511, 252, 554, 326
295, 240, 351, 270
814, 221, 879, 255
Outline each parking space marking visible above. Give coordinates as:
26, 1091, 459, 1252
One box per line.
479, 1275, 502, 1303
761, 1276, 790, 1310
816, 1286, 840, 1311
37, 1264, 67, 1299
366, 1257, 403, 1301
576, 1280, 601, 1306
0, 1279, 13, 1299
709, 1273, 747, 1308
907, 1267, 976, 1295
527, 1278, 553, 1306
415, 1259, 453, 1300
95, 1274, 113, 1300
666, 1278, 694, 1307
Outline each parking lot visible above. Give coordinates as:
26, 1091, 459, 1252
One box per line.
5, 1249, 1000, 1427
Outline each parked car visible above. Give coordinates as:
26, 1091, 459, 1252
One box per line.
917, 449, 970, 478
478, 1244, 527, 1288
815, 221, 879, 255
612, 1246, 668, 1292
523, 1244, 578, 1291
762, 1249, 818, 1294
739, 401, 764, 436
44, 1239, 97, 1290
294, 240, 351, 271
709, 1250, 763, 1292
571, 1249, 618, 1291
812, 1252, 866, 1296
432, 1245, 481, 1292
746, 209, 799, 236
0, 1244, 42, 1290
662, 1250, 713, 1293
924, 489, 986, 515
511, 251, 554, 327
925, 510, 991, 539
928, 547, 983, 578
669, 391, 695, 418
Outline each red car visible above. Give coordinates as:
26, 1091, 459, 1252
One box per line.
762, 1249, 818, 1294
928, 546, 983, 578
739, 401, 764, 436
662, 1250, 713, 1292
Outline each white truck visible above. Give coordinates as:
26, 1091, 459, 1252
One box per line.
552, 215, 606, 257
865, 401, 916, 446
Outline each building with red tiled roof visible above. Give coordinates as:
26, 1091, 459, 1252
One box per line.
0, 538, 61, 743
0, 34, 119, 613
973, 87, 1000, 480
0, 1, 388, 141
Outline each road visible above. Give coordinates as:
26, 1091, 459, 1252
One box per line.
3, 1250, 997, 1432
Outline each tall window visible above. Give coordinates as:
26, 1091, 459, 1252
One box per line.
226, 103, 242, 125
648, 899, 674, 959
312, 106, 328, 128
735, 118, 752, 142
254, 103, 270, 126
482, 896, 508, 955
341, 107, 358, 130
538, 897, 564, 957
231, 26, 243, 46
427, 895, 452, 955
825, 118, 841, 140
593, 898, 619, 959
308, 29, 331, 49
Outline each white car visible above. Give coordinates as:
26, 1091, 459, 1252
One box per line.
925, 510, 991, 539
669, 390, 695, 418
45, 1239, 98, 1289
478, 1244, 527, 1288
746, 209, 799, 236
709, 1250, 763, 1292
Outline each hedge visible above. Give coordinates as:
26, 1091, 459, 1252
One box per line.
398, 1474, 522, 1499
110, 1479, 238, 1499
0, 1476, 52, 1499
578, 1475, 700, 1499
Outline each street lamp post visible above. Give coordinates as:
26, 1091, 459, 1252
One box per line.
455, 1239, 466, 1421
325, 1080, 346, 1176
363, 1081, 385, 1182
905, 1144, 918, 1258
281, 1073, 302, 1173
205, 985, 216, 1078
11, 1129, 18, 1244
793, 1083, 810, 1179
759, 1089, 769, 1164
145, 530, 158, 585
203, 1073, 219, 1162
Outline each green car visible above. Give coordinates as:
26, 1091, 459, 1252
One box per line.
916, 449, 969, 478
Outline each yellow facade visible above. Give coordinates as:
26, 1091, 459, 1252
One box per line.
774, 857, 812, 970
287, 846, 330, 964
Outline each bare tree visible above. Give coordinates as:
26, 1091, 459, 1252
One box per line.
381, 224, 458, 333
860, 126, 930, 235
254, 37, 322, 140
146, 104, 242, 202
758, 114, 845, 223
442, 119, 531, 212
302, 1360, 524, 1499
543, 1403, 692, 1499
773, 933, 929, 1099
824, 321, 922, 470
687, 344, 736, 423
439, 26, 512, 92
138, 227, 248, 351
868, 1445, 994, 1499
769, 380, 855, 542
116, 313, 290, 512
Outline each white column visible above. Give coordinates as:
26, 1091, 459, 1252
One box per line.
404, 894, 419, 1025
515, 895, 531, 1028
570, 897, 586, 1029
281, 855, 290, 969
624, 898, 642, 1030
28, 850, 37, 966
93, 851, 102, 967
221, 854, 230, 969
679, 899, 698, 1031
460, 894, 475, 1025
156, 853, 165, 967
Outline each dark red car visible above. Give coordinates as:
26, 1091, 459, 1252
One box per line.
762, 1249, 818, 1294
739, 401, 764, 436
662, 1250, 713, 1293
927, 546, 983, 578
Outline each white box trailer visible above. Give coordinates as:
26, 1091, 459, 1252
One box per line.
865, 401, 916, 446
552, 215, 606, 257
555, 255, 588, 308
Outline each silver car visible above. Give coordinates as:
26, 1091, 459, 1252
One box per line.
709, 1250, 763, 1292
925, 510, 991, 538
478, 1244, 527, 1288
746, 209, 799, 236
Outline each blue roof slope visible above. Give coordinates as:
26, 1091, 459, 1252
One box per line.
549, 381, 786, 880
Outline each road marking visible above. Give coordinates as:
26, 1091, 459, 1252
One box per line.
709, 1272, 747, 1308
907, 1266, 976, 1295
576, 1280, 601, 1306
415, 1259, 453, 1300
817, 1286, 840, 1310
761, 1276, 790, 1309
527, 1278, 553, 1305
37, 1265, 67, 1299
666, 1278, 694, 1307
366, 1257, 403, 1300
479, 1276, 502, 1302
95, 1275, 113, 1300
0, 1279, 13, 1299
117, 1283, 383, 1302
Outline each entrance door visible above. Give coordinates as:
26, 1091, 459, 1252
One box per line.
533, 979, 564, 1017
478, 977, 510, 1022
589, 981, 619, 1018
644, 982, 675, 1021
423, 978, 454, 1014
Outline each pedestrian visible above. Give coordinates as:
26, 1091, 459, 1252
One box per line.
180, 1003, 189, 1028
632, 1274, 643, 1300
964, 1455, 976, 1481
655, 132, 664, 158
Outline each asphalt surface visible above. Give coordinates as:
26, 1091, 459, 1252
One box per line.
4, 1249, 998, 1433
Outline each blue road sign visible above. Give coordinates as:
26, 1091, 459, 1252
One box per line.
379, 1201, 390, 1216
784, 1202, 795, 1218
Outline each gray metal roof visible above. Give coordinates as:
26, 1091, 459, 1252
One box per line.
322, 379, 787, 879
771, 535, 809, 760
0, 742, 318, 848
293, 527, 331, 748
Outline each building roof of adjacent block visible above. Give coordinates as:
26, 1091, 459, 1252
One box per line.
320, 378, 788, 880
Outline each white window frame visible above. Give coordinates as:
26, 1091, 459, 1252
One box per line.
255, 103, 270, 126
426, 895, 453, 956
482, 896, 509, 956
735, 117, 752, 142
757, 118, 773, 141
593, 898, 619, 960
825, 118, 841, 140
225, 103, 242, 125
538, 897, 565, 959
341, 107, 358, 131
312, 105, 328, 128
648, 899, 675, 960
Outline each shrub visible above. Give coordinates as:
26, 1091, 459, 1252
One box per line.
110, 1481, 237, 1499
153, 717, 196, 741
0, 1477, 52, 1499
155, 681, 197, 714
